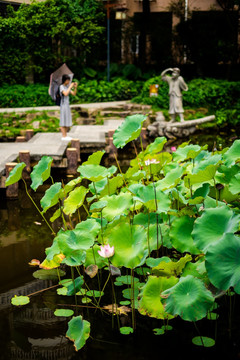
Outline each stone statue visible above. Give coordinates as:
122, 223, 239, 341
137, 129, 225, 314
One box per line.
161, 67, 188, 122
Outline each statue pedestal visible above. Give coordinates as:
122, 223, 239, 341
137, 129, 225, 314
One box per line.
148, 115, 215, 139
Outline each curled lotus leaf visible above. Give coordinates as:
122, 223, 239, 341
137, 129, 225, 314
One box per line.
144, 137, 167, 156
163, 275, 214, 321
5, 162, 26, 186
223, 139, 240, 166
205, 233, 240, 291
138, 276, 178, 319
85, 264, 98, 278
63, 186, 88, 215
192, 206, 240, 252
152, 254, 192, 277
113, 114, 146, 148
30, 156, 53, 191
156, 166, 184, 191
82, 150, 105, 166
66, 316, 91, 351
101, 193, 133, 221
40, 182, 62, 213
78, 164, 116, 182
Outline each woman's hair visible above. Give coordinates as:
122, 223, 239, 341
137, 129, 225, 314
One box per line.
62, 74, 71, 84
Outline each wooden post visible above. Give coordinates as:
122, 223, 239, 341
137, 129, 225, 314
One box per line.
19, 150, 31, 179
26, 129, 34, 141
67, 148, 78, 175
140, 127, 148, 149
5, 162, 19, 198
16, 136, 26, 143
71, 139, 81, 162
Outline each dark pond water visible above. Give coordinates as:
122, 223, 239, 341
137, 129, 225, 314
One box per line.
0, 128, 240, 360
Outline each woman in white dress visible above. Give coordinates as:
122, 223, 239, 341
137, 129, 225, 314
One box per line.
59, 74, 78, 140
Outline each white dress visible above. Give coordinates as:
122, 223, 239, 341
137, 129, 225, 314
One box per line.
59, 84, 72, 127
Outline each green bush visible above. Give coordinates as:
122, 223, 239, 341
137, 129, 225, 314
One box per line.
0, 79, 142, 108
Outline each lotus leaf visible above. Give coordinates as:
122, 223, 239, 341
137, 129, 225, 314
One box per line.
192, 336, 215, 347
106, 221, 148, 268
223, 139, 240, 166
78, 164, 116, 182
144, 137, 167, 155
63, 186, 88, 215
40, 254, 64, 269
50, 208, 61, 222
132, 184, 171, 213
54, 309, 74, 317
5, 162, 26, 186
64, 276, 84, 296
84, 245, 108, 269
169, 216, 200, 255
33, 269, 65, 280
148, 223, 172, 251
40, 182, 62, 213
156, 166, 184, 191
152, 254, 192, 277
205, 233, 240, 291
173, 144, 201, 162
82, 150, 105, 165
120, 327, 133, 335
138, 276, 178, 319
11, 295, 30, 306
153, 328, 165, 335
100, 175, 124, 196
30, 156, 53, 191
102, 193, 133, 221
192, 206, 240, 252
229, 173, 240, 194
63, 177, 82, 194
163, 275, 214, 321
185, 164, 218, 187
66, 316, 90, 351
113, 114, 146, 148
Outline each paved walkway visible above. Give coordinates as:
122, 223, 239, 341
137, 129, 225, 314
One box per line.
0, 101, 129, 113
0, 119, 124, 176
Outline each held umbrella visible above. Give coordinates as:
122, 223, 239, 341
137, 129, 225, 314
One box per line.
48, 63, 74, 101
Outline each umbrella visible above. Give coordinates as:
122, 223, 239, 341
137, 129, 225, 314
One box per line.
48, 63, 74, 101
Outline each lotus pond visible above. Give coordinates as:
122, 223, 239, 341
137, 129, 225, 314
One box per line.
1, 114, 240, 360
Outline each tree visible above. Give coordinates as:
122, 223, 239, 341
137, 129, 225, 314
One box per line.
0, 0, 105, 83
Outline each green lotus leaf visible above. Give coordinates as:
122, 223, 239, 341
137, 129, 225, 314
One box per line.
89, 178, 108, 195
229, 173, 240, 194
74, 218, 101, 239
171, 188, 188, 205
113, 114, 146, 148
30, 156, 53, 191
33, 269, 65, 280
192, 336, 215, 347
50, 208, 61, 222
54, 309, 74, 317
133, 212, 157, 227
223, 139, 240, 166
5, 162, 26, 186
82, 297, 92, 304
207, 312, 219, 320
153, 328, 165, 335
102, 193, 133, 221
163, 275, 214, 321
82, 150, 105, 165
90, 200, 108, 212
122, 288, 139, 300
162, 325, 173, 331
173, 144, 202, 162
148, 223, 172, 251
125, 166, 145, 181
66, 316, 90, 351
85, 290, 104, 298
62, 250, 86, 267
182, 259, 209, 284
100, 175, 124, 197
169, 216, 200, 255
63, 186, 88, 215
156, 166, 184, 191
152, 254, 192, 277
64, 276, 84, 296
192, 154, 222, 174
120, 300, 131, 305
63, 177, 82, 195
144, 137, 167, 155
57, 287, 68, 295
78, 164, 116, 182
84, 245, 108, 269
120, 327, 133, 335
106, 221, 148, 269
132, 184, 171, 213
205, 233, 240, 291
138, 276, 178, 319
40, 182, 62, 213
11, 295, 30, 306
185, 164, 218, 187
192, 206, 240, 252
193, 183, 210, 199
116, 275, 139, 285
146, 258, 163, 268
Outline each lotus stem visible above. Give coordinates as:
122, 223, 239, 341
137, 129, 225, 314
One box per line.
97, 272, 111, 307
92, 247, 101, 292
147, 211, 151, 256
83, 203, 90, 217
93, 182, 99, 200
56, 267, 61, 282
22, 178, 55, 235
113, 153, 128, 188
133, 141, 141, 170
108, 260, 120, 330
131, 268, 136, 330
193, 322, 204, 347
71, 267, 78, 313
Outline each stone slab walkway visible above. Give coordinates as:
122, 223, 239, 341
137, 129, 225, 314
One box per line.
0, 119, 124, 176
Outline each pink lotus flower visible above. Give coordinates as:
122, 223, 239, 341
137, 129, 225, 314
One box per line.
171, 146, 177, 152
98, 244, 115, 258
145, 158, 160, 166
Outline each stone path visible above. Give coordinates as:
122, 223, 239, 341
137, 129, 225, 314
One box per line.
0, 119, 124, 176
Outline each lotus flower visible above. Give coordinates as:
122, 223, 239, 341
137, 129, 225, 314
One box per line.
98, 244, 114, 258
171, 146, 177, 152
145, 158, 160, 166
